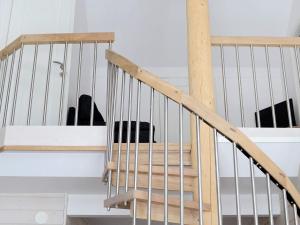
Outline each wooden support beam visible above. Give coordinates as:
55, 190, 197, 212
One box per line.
186, 0, 218, 225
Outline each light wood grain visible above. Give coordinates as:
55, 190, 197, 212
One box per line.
0, 32, 114, 59
187, 1, 218, 224
107, 162, 196, 191
211, 36, 300, 47
104, 190, 209, 225
106, 49, 300, 209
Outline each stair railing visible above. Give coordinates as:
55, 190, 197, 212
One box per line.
211, 36, 300, 128
0, 33, 114, 126
105, 49, 300, 225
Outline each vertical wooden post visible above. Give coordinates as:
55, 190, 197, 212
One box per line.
186, 0, 218, 225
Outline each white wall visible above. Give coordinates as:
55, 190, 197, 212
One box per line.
0, 0, 77, 125
70, 0, 300, 131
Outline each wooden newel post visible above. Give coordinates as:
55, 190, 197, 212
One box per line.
186, 0, 218, 225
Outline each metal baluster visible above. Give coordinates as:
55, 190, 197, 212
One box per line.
283, 189, 290, 225
265, 46, 277, 128
0, 57, 9, 113
220, 45, 229, 121
133, 80, 141, 225
90, 42, 98, 126
250, 45, 261, 127
294, 46, 300, 95
279, 46, 293, 127
235, 45, 245, 127
105, 62, 112, 164
164, 96, 169, 225
2, 50, 16, 126
42, 43, 53, 125
107, 65, 118, 203
147, 88, 154, 225
58, 43, 69, 125
0, 60, 3, 94
179, 104, 184, 225
214, 129, 223, 225
249, 157, 258, 225
27, 44, 39, 125
125, 76, 133, 194
293, 204, 299, 225
266, 173, 274, 225
116, 71, 126, 196
233, 143, 241, 225
196, 116, 203, 225
10, 44, 24, 125
75, 42, 83, 126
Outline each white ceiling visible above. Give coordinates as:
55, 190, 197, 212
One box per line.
74, 0, 299, 67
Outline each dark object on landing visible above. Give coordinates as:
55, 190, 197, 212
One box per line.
67, 94, 106, 126
255, 98, 296, 127
114, 121, 155, 143
67, 94, 155, 143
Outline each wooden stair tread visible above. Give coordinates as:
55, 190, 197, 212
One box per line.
104, 190, 210, 211
112, 143, 191, 152
106, 162, 197, 176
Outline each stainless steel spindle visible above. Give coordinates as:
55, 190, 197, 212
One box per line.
2, 50, 16, 127
164, 96, 169, 225
125, 76, 133, 194
116, 71, 126, 196
250, 45, 261, 127
133, 80, 141, 225
233, 143, 241, 225
147, 88, 154, 225
27, 44, 39, 125
0, 60, 3, 89
279, 46, 293, 127
265, 46, 277, 128
293, 204, 299, 225
283, 189, 290, 225
179, 104, 184, 225
235, 45, 245, 127
266, 173, 274, 225
105, 62, 113, 164
220, 45, 229, 121
58, 43, 69, 125
214, 129, 223, 225
10, 44, 24, 125
90, 42, 98, 125
294, 46, 300, 94
42, 43, 53, 125
107, 65, 118, 203
0, 57, 9, 112
196, 116, 203, 225
75, 42, 83, 126
249, 157, 258, 225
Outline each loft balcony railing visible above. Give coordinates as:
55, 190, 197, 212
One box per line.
104, 49, 300, 225
0, 32, 114, 126
211, 36, 300, 128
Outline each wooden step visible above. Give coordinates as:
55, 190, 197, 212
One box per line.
111, 143, 192, 166
106, 162, 197, 191
104, 190, 210, 225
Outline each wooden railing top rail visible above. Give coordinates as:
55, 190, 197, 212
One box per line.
106, 49, 300, 208
212, 36, 300, 47
0, 32, 115, 59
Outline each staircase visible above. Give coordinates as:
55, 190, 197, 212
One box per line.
103, 49, 300, 225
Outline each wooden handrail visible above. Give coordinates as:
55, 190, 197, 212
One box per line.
0, 32, 115, 60
211, 36, 300, 47
106, 49, 300, 208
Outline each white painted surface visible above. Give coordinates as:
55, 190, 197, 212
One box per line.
0, 0, 76, 126
0, 193, 67, 225
3, 126, 106, 146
